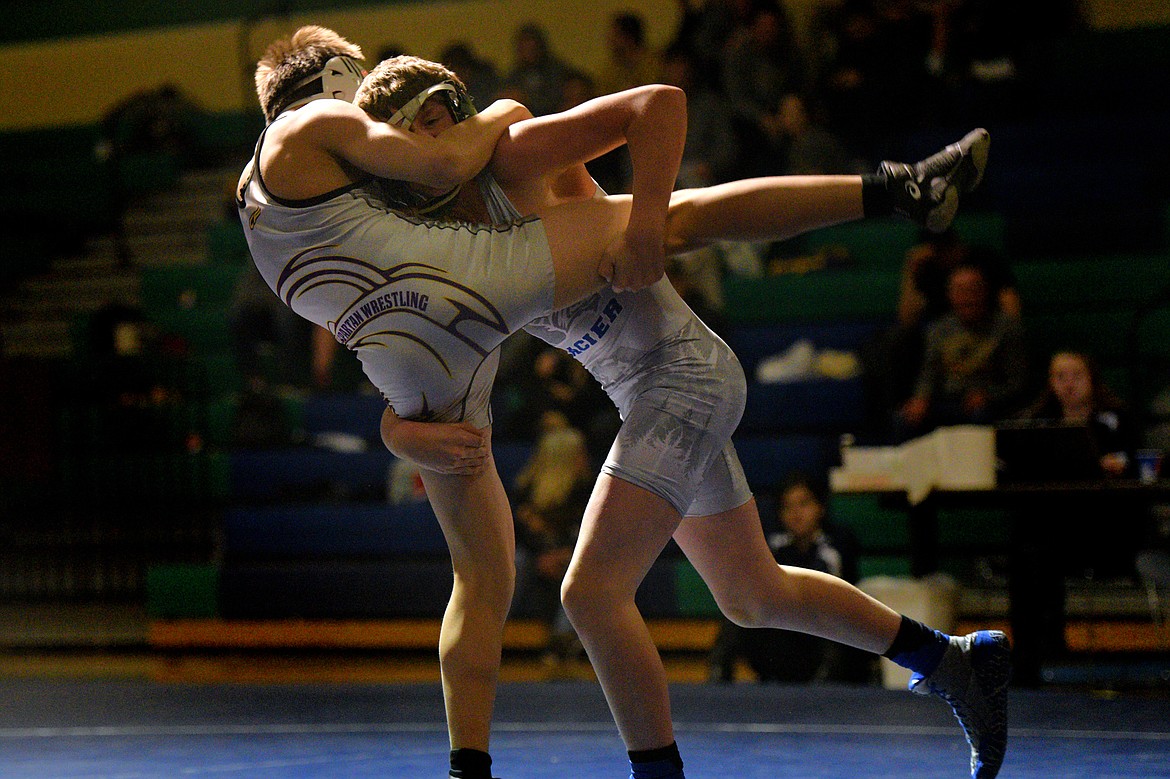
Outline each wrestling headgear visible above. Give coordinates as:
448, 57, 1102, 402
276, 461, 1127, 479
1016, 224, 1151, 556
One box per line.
386, 80, 478, 128
271, 55, 366, 118
376, 79, 480, 215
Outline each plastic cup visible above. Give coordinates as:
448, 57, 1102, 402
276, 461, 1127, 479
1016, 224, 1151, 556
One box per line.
1136, 449, 1164, 484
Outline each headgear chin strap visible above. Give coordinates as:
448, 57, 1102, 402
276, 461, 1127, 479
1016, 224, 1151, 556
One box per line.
387, 80, 477, 128
272, 55, 366, 118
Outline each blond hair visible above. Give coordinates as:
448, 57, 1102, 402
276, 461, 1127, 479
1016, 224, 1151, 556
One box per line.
514, 427, 591, 512
254, 25, 363, 122
355, 54, 464, 122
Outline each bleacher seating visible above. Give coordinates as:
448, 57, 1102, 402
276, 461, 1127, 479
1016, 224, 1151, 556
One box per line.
229, 448, 393, 503
5, 20, 1161, 646
220, 559, 455, 619
722, 268, 900, 324
224, 502, 446, 558
725, 319, 876, 434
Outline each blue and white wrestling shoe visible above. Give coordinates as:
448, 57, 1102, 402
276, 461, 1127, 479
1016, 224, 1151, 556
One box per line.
909, 629, 1011, 778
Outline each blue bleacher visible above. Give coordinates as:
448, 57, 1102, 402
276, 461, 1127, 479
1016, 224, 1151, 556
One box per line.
740, 380, 866, 434
725, 321, 881, 376
219, 552, 693, 620
726, 321, 877, 435
223, 501, 446, 558
302, 393, 388, 442
229, 448, 394, 502
732, 434, 837, 494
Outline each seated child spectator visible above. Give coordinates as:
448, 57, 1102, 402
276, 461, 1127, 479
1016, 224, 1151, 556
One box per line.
710, 472, 875, 684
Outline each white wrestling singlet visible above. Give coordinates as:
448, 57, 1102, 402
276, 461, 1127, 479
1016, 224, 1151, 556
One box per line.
237, 123, 555, 427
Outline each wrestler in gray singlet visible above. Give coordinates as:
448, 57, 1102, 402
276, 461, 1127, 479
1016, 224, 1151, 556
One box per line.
480, 178, 753, 518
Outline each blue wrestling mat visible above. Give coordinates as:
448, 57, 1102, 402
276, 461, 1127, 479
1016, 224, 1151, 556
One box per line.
3, 679, 1169, 777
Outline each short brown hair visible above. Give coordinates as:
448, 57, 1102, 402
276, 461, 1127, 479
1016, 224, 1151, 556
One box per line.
355, 55, 464, 123
255, 25, 363, 122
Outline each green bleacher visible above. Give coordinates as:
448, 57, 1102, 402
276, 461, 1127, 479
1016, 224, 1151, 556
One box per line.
206, 219, 251, 266
1013, 255, 1170, 314
141, 265, 244, 315
829, 493, 913, 578
723, 267, 900, 324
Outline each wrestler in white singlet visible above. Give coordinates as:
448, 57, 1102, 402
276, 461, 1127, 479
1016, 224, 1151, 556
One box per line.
237, 119, 555, 427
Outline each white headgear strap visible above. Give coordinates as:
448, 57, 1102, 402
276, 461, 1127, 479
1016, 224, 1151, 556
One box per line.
387, 81, 471, 128
275, 55, 365, 116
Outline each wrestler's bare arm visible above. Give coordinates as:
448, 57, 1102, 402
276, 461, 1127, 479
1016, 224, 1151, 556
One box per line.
490, 85, 687, 292
266, 97, 529, 197
490, 86, 683, 204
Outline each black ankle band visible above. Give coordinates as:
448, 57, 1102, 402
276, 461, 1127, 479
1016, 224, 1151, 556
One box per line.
861, 172, 893, 217
450, 748, 492, 778
883, 614, 934, 659
629, 741, 684, 768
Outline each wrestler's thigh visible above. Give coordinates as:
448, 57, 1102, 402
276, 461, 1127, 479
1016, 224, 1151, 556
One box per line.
537, 195, 632, 309
568, 472, 682, 598
673, 500, 785, 609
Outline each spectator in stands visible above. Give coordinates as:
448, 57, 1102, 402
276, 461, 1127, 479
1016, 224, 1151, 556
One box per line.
896, 259, 1028, 439
509, 345, 621, 463
812, 0, 933, 163
499, 22, 570, 117
511, 425, 594, 669
658, 43, 738, 321
1009, 349, 1142, 686
898, 229, 1021, 336
773, 92, 862, 176
710, 472, 874, 683
864, 229, 1020, 439
581, 12, 663, 193
439, 41, 501, 112
668, 0, 735, 85
669, 0, 765, 91
660, 44, 740, 188
555, 68, 629, 195
933, 0, 1089, 124
918, 0, 1026, 124
96, 83, 205, 263
720, 2, 807, 178
1021, 351, 1135, 477
98, 83, 203, 166
596, 12, 663, 96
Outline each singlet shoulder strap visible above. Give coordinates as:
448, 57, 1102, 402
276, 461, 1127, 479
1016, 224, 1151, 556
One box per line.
249, 115, 369, 208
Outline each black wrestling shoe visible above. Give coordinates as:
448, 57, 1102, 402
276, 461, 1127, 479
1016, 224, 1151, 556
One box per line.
879, 128, 990, 233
